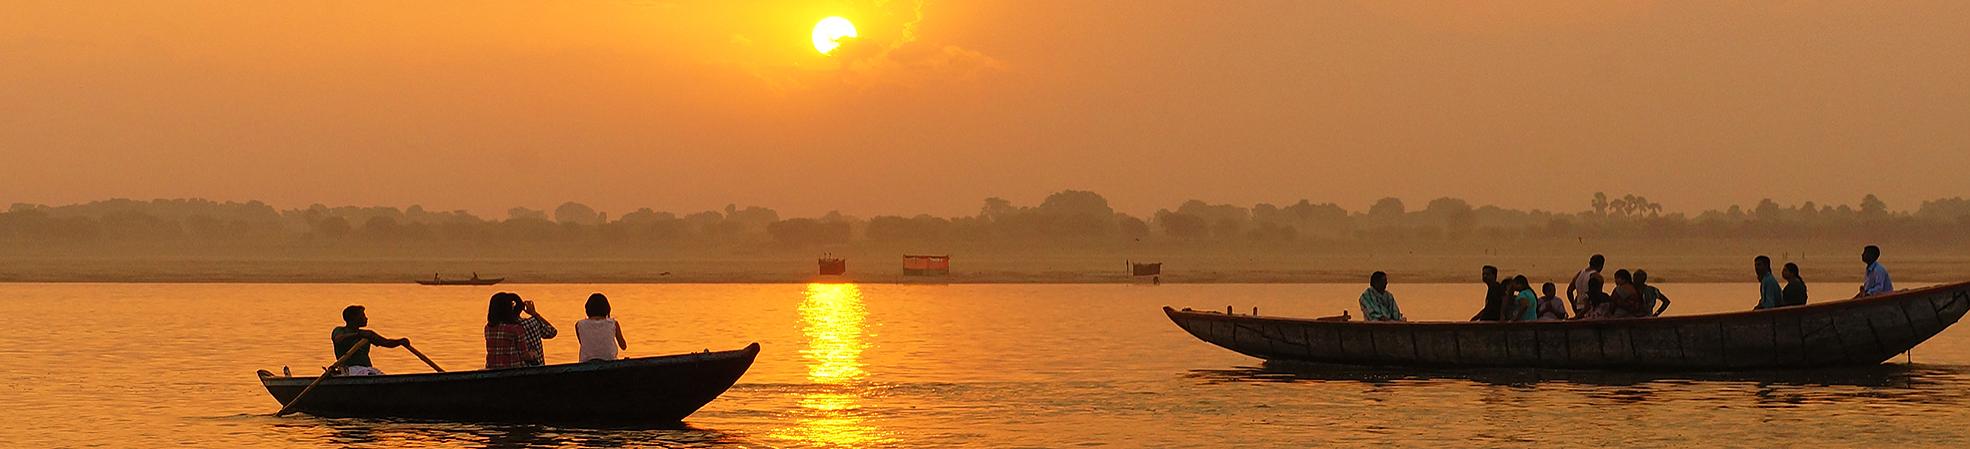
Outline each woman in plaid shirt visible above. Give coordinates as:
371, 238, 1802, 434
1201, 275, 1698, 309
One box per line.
484, 293, 528, 369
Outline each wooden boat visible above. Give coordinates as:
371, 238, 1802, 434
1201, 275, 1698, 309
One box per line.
818, 255, 847, 276
258, 343, 759, 423
415, 277, 504, 286
1165, 282, 1970, 371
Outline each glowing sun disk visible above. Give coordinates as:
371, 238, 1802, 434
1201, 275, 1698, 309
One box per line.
812, 16, 857, 55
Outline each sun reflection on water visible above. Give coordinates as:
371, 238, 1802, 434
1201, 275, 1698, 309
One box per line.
771, 283, 891, 447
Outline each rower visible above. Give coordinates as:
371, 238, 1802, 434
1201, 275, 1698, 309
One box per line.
332, 305, 409, 375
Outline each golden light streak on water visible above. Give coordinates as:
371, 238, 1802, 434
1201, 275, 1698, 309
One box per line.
771, 283, 891, 447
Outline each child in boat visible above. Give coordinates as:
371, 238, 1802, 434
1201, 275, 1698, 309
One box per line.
577, 293, 629, 362
1537, 282, 1568, 320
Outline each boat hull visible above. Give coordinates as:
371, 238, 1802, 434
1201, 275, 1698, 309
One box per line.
260, 343, 758, 423
415, 278, 503, 286
1166, 282, 1970, 371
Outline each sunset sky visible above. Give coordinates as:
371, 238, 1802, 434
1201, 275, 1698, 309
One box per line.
3, 1, 1966, 218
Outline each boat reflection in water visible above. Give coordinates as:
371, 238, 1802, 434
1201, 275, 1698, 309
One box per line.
772, 283, 891, 446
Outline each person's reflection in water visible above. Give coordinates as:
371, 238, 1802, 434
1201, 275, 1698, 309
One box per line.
770, 283, 892, 447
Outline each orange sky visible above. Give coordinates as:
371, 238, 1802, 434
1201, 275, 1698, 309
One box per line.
3, 1, 1967, 217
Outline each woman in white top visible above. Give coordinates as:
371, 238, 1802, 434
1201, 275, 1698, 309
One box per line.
576, 293, 628, 362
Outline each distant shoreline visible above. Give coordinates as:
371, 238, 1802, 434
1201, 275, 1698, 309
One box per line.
4, 250, 1961, 285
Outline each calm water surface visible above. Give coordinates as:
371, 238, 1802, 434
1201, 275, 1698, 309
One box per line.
3, 282, 1967, 448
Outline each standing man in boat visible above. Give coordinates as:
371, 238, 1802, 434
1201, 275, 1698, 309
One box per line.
1470, 266, 1507, 321
1857, 245, 1895, 297
1567, 254, 1606, 317
1359, 271, 1405, 322
1754, 256, 1783, 309
332, 305, 409, 376
515, 295, 559, 366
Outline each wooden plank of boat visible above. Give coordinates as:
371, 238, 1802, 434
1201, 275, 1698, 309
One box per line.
414, 277, 504, 286
258, 343, 759, 423
1165, 281, 1970, 371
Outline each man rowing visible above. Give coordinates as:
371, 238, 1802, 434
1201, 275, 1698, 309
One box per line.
332, 305, 409, 375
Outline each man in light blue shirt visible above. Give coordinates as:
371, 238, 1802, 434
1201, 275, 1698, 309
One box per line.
1754, 256, 1782, 310
1858, 245, 1894, 297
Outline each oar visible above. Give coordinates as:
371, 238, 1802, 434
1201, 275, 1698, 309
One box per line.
276, 340, 369, 416
403, 343, 444, 373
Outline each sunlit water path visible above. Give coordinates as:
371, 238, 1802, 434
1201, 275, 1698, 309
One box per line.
3, 282, 1967, 448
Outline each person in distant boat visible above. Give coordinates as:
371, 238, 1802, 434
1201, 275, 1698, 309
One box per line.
1857, 245, 1894, 297
1576, 275, 1615, 319
1754, 256, 1782, 310
1359, 271, 1405, 322
1536, 282, 1568, 320
577, 293, 629, 362
1567, 254, 1606, 317
485, 293, 529, 369
514, 295, 559, 366
1781, 263, 1808, 307
1470, 265, 1507, 321
1510, 275, 1538, 322
1635, 270, 1671, 317
332, 305, 409, 376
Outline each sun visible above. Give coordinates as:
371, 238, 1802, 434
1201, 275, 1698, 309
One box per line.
812, 16, 857, 55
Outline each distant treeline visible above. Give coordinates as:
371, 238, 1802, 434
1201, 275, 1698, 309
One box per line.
3, 191, 1969, 250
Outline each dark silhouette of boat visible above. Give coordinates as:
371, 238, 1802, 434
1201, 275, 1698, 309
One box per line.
416, 273, 503, 286
257, 343, 759, 423
818, 254, 846, 276
1165, 282, 1969, 371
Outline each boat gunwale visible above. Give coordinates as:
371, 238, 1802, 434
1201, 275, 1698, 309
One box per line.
259, 342, 759, 387
1164, 280, 1970, 329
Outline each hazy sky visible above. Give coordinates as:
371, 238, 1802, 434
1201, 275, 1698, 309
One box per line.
4, 1, 1967, 218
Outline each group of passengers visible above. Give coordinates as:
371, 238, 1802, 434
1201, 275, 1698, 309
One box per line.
327, 292, 632, 375
1358, 245, 1897, 322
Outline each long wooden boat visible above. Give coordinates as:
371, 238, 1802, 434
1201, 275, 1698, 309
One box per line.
415, 277, 503, 286
1166, 282, 1970, 371
258, 343, 759, 423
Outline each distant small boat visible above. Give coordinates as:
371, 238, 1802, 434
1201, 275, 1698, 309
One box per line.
416, 274, 502, 286
903, 254, 950, 276
258, 343, 759, 423
818, 254, 847, 276
1130, 262, 1162, 276
1166, 281, 1970, 371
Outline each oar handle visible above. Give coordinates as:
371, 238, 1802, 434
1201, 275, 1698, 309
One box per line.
403, 344, 444, 373
276, 340, 370, 416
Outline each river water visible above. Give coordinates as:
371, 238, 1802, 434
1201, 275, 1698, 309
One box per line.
2, 282, 1965, 448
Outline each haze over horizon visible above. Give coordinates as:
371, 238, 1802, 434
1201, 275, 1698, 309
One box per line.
5, 1, 1967, 218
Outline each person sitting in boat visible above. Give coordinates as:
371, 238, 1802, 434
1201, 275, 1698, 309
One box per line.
1469, 265, 1507, 321
1754, 256, 1782, 310
1359, 271, 1405, 322
1635, 270, 1671, 317
577, 293, 629, 362
1575, 275, 1616, 319
1536, 282, 1569, 320
1610, 269, 1647, 317
332, 305, 408, 376
485, 293, 529, 369
1782, 263, 1808, 307
1857, 245, 1894, 297
514, 295, 559, 366
1509, 275, 1538, 321
1567, 254, 1606, 318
